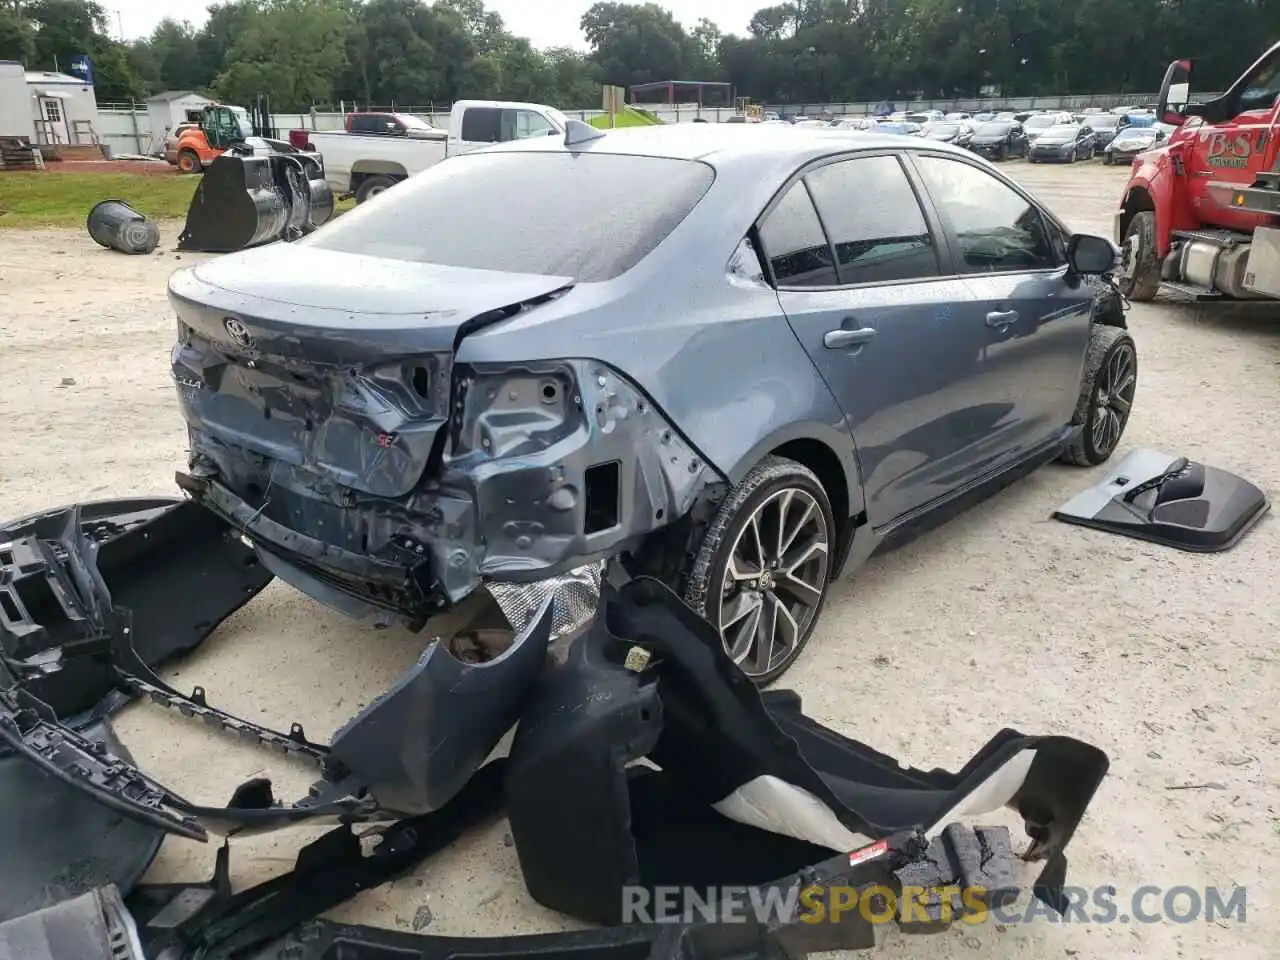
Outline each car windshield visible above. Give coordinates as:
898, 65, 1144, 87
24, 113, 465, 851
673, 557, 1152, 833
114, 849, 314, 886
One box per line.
1043, 124, 1080, 137
1089, 115, 1121, 129
1116, 127, 1156, 140
1023, 115, 1059, 130
974, 121, 1012, 136
926, 123, 961, 137
302, 151, 715, 282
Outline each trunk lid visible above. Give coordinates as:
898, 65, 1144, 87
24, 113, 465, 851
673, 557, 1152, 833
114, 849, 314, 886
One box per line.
168, 244, 572, 498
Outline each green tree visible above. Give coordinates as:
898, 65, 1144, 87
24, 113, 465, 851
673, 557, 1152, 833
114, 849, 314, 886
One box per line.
25, 0, 140, 99
0, 4, 37, 64
580, 2, 696, 85
213, 0, 354, 110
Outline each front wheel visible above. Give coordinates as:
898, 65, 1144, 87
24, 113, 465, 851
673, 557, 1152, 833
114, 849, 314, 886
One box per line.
1068, 147, 1078, 163
177, 149, 201, 174
1115, 210, 1162, 302
1059, 326, 1138, 467
683, 456, 835, 686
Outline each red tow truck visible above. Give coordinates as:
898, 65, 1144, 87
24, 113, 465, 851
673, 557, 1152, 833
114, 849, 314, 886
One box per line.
1116, 42, 1280, 301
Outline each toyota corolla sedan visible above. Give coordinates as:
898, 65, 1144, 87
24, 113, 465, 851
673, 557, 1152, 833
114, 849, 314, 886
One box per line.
168, 123, 1135, 683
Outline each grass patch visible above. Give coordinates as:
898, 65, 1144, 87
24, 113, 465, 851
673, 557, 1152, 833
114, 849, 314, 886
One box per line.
589, 107, 664, 129
0, 171, 356, 230
0, 172, 199, 228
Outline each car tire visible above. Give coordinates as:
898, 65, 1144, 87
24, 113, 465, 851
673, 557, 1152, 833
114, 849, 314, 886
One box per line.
177, 149, 201, 174
683, 455, 835, 686
997, 144, 1007, 161
1059, 326, 1138, 467
1068, 147, 1078, 163
1103, 153, 1114, 165
355, 175, 397, 204
1116, 211, 1162, 302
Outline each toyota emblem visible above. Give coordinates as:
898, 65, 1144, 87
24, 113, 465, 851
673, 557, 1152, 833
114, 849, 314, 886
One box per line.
223, 317, 254, 348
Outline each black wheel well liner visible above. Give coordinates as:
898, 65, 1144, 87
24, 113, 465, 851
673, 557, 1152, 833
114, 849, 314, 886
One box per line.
769, 437, 852, 551
1118, 186, 1154, 241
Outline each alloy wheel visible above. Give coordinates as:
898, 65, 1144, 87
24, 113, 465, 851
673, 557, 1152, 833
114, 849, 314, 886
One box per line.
714, 488, 830, 679
1092, 342, 1137, 458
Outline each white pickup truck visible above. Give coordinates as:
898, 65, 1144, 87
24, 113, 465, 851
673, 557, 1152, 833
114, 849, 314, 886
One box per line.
300, 99, 570, 203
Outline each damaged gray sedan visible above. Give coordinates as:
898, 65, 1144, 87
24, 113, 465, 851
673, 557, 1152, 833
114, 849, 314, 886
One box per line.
170, 121, 1135, 683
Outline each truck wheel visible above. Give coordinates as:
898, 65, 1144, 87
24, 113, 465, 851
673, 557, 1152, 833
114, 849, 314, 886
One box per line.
1059, 326, 1138, 467
177, 149, 201, 174
1116, 211, 1161, 302
355, 176, 397, 204
682, 456, 835, 686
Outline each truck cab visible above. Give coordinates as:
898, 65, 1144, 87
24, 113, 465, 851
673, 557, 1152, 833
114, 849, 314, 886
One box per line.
1116, 42, 1280, 301
302, 100, 567, 203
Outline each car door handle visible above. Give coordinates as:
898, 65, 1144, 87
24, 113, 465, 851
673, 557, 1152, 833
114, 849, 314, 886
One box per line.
985, 310, 1019, 328
823, 327, 876, 349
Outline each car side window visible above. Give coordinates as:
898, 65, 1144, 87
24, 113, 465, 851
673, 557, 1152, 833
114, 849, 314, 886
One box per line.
912, 154, 1058, 273
803, 155, 940, 285
756, 181, 838, 287
459, 107, 501, 142
514, 110, 555, 139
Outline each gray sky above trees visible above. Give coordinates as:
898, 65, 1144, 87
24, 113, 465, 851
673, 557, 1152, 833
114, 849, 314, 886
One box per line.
110, 0, 755, 49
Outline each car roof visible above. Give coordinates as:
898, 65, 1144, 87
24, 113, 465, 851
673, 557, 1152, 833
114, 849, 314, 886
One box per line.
482, 122, 975, 171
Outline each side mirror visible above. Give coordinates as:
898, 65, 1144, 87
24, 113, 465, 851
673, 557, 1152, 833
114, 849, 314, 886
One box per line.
1067, 234, 1118, 275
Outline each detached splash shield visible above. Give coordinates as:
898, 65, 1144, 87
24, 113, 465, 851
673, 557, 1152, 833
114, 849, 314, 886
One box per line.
1054, 448, 1270, 552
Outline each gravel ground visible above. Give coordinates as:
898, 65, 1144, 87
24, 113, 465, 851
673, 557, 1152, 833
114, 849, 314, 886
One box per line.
0, 159, 1276, 958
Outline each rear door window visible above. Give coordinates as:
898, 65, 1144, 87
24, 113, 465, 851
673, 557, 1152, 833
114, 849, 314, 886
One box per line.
803, 155, 940, 285
459, 107, 501, 142
304, 152, 715, 282
756, 182, 838, 287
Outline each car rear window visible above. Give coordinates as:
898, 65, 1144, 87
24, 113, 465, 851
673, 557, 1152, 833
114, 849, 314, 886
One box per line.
305, 152, 715, 282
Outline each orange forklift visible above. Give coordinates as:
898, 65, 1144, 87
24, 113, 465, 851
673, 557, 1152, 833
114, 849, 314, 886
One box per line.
170, 97, 276, 174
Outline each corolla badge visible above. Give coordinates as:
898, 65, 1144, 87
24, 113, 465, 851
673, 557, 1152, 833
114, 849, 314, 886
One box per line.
223, 317, 254, 348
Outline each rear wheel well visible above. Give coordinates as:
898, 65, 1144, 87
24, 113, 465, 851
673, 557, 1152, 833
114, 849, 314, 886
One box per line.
770, 438, 850, 545
1119, 186, 1154, 240
625, 438, 852, 590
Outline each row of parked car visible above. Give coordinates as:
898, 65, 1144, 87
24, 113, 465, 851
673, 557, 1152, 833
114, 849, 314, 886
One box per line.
767, 106, 1175, 166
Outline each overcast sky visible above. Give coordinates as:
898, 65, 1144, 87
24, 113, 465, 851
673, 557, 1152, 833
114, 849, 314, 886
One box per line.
109, 0, 757, 48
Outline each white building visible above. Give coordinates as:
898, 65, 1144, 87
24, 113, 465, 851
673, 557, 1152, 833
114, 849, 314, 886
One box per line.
0, 61, 100, 146
144, 90, 214, 153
